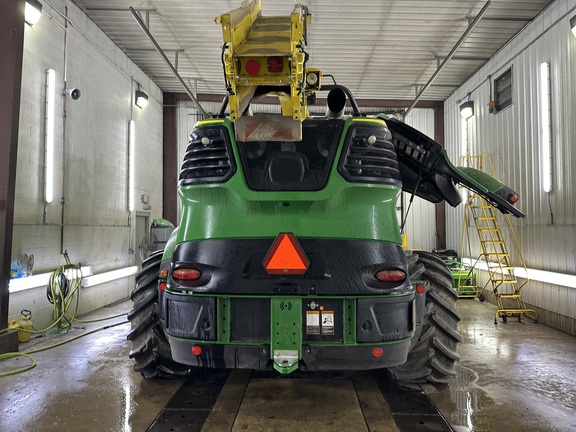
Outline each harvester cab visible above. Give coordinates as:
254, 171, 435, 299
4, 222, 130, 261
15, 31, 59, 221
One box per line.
127, 0, 524, 383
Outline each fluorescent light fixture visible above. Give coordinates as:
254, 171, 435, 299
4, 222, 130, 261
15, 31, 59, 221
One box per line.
461, 258, 576, 289
135, 90, 149, 109
81, 266, 139, 288
571, 14, 576, 38
459, 101, 474, 119
539, 62, 552, 193
45, 68, 55, 203
25, 0, 43, 26
128, 120, 135, 211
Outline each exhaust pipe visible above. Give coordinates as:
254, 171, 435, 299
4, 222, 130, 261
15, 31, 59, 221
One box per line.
326, 87, 347, 118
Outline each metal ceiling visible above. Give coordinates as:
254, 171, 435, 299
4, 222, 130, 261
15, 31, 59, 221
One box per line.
71, 0, 555, 102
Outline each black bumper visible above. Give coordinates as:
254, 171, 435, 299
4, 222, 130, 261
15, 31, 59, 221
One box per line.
168, 338, 411, 371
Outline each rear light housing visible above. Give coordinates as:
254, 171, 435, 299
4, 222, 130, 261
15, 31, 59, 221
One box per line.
172, 268, 202, 281
267, 56, 283, 73
375, 269, 406, 283
507, 193, 519, 204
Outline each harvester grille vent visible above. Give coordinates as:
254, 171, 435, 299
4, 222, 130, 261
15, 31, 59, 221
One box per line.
180, 127, 236, 185
339, 126, 402, 186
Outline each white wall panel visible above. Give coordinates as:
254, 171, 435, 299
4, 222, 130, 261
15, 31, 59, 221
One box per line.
444, 0, 576, 328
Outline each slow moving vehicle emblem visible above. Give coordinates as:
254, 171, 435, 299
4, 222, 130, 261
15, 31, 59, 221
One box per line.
263, 233, 310, 275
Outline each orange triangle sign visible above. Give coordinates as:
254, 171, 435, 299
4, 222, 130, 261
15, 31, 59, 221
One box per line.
263, 233, 310, 275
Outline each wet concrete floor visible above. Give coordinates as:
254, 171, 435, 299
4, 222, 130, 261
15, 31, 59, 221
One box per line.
1, 298, 575, 431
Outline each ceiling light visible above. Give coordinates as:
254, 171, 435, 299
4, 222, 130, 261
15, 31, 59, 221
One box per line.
459, 101, 474, 119
570, 14, 576, 38
25, 0, 43, 26
135, 90, 148, 109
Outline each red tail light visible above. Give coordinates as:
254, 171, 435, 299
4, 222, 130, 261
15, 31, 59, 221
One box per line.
267, 56, 283, 73
172, 268, 201, 280
375, 269, 406, 283
245, 59, 260, 76
372, 347, 383, 358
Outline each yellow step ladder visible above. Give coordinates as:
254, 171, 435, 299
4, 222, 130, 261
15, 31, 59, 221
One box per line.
459, 153, 537, 324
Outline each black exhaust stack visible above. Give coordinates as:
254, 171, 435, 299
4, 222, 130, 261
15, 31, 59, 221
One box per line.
326, 87, 347, 118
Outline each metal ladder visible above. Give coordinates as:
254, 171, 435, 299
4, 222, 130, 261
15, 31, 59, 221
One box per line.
460, 153, 537, 324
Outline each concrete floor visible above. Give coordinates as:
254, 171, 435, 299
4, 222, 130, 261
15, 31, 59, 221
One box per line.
1, 298, 575, 432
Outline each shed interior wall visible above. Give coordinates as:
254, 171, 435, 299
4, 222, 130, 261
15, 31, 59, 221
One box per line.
9, 0, 164, 329
444, 0, 576, 334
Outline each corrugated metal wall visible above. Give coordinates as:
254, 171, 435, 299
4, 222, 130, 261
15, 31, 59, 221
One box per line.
403, 109, 437, 251
176, 102, 437, 250
444, 0, 576, 332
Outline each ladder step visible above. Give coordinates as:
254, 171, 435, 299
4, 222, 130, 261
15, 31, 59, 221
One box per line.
493, 280, 518, 284
476, 217, 497, 220
484, 253, 509, 257
499, 294, 522, 299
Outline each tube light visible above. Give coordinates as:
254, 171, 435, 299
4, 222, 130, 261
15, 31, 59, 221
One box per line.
128, 120, 135, 211
81, 266, 139, 288
45, 68, 55, 204
539, 62, 552, 193
25, 0, 43, 26
461, 258, 576, 289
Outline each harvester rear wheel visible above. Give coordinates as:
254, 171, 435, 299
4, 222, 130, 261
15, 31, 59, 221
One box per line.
127, 250, 190, 378
388, 251, 461, 384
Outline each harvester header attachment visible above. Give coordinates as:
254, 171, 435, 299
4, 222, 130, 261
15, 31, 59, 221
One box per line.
216, 0, 321, 140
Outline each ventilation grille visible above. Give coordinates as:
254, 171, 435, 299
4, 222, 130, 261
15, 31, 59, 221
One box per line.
339, 126, 401, 185
179, 127, 235, 185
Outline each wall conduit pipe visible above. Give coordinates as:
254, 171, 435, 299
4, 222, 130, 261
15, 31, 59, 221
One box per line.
129, 7, 207, 116
405, 0, 491, 116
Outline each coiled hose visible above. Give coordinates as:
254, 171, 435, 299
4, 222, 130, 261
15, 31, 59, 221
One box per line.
0, 252, 128, 376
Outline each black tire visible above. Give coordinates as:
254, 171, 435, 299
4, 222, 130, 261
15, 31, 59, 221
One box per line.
388, 251, 462, 384
127, 250, 190, 379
